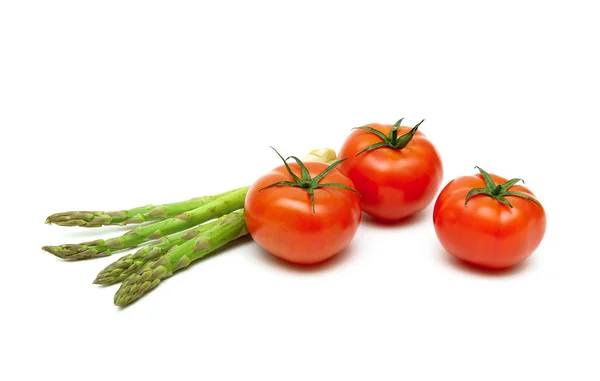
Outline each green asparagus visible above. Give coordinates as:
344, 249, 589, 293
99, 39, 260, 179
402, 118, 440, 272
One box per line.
43, 147, 339, 307
42, 186, 249, 260
45, 187, 247, 228
114, 209, 247, 307
94, 217, 224, 285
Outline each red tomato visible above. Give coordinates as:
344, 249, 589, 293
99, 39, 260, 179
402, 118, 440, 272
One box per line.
433, 167, 546, 269
245, 153, 361, 265
338, 119, 443, 221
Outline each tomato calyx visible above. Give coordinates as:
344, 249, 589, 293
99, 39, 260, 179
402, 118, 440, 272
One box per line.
353, 118, 426, 156
465, 166, 541, 208
259, 147, 360, 213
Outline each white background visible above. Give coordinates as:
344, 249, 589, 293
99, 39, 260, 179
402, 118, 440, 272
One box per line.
1, 1, 599, 380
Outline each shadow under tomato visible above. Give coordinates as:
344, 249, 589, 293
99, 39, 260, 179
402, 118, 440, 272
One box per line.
254, 243, 356, 274
439, 248, 534, 277
360, 209, 430, 229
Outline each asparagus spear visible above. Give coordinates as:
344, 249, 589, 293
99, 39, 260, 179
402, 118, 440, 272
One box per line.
42, 186, 249, 260
45, 187, 247, 227
93, 217, 223, 285
114, 209, 247, 307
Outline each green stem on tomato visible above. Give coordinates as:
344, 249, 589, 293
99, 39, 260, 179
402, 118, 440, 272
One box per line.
464, 166, 542, 208
353, 118, 426, 156
258, 147, 359, 213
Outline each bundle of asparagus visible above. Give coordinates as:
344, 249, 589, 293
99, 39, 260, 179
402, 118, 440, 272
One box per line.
42, 148, 337, 307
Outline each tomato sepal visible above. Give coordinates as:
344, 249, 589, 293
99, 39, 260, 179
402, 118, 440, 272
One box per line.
352, 118, 426, 155
464, 166, 542, 208
258, 147, 360, 213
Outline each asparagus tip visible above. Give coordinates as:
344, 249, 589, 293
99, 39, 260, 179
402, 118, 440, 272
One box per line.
114, 294, 133, 307
42, 245, 62, 257
92, 276, 114, 285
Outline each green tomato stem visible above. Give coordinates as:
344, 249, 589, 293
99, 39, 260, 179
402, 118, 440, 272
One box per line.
465, 167, 541, 208
354, 118, 426, 155
259, 147, 359, 213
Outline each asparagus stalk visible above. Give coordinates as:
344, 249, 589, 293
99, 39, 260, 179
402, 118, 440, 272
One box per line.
42, 186, 249, 260
45, 187, 247, 227
114, 210, 247, 307
93, 217, 223, 285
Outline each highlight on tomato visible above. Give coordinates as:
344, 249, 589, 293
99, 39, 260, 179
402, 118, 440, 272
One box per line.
338, 118, 443, 221
244, 148, 362, 265
433, 166, 546, 269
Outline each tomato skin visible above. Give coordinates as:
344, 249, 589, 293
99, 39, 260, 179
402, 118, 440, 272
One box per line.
338, 123, 443, 221
244, 162, 362, 265
433, 173, 546, 269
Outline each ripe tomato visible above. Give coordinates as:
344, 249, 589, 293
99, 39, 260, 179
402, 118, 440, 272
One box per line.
433, 167, 546, 269
244, 150, 362, 265
338, 119, 443, 221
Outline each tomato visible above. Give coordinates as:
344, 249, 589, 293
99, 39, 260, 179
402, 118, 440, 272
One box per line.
338, 119, 443, 221
244, 150, 362, 265
433, 167, 546, 269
